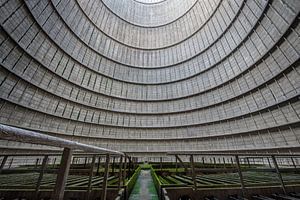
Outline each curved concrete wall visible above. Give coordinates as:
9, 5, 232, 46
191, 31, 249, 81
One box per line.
0, 0, 299, 157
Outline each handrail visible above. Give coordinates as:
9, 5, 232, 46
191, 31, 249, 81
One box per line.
0, 124, 124, 156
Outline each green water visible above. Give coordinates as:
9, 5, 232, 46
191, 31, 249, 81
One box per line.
129, 170, 159, 200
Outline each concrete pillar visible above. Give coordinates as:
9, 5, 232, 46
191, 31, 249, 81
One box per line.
52, 148, 73, 200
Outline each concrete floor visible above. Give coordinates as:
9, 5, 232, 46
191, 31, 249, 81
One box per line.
129, 170, 159, 200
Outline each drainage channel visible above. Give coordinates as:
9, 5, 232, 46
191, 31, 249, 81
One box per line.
128, 169, 159, 200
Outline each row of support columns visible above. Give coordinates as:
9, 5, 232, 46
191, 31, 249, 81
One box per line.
52, 151, 134, 200
0, 149, 125, 200
173, 154, 290, 197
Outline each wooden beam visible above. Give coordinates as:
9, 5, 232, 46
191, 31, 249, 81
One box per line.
35, 155, 48, 199
190, 155, 197, 190
52, 148, 73, 200
271, 156, 286, 194
101, 154, 110, 200
87, 155, 96, 200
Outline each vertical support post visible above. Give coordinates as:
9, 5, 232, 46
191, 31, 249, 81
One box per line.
53, 158, 57, 168
291, 157, 296, 169
271, 155, 286, 194
231, 157, 234, 166
84, 157, 87, 168
96, 157, 101, 176
175, 155, 187, 174
190, 155, 197, 190
160, 157, 163, 173
0, 155, 8, 173
267, 157, 272, 168
213, 157, 216, 168
35, 155, 48, 199
112, 156, 115, 174
175, 156, 178, 174
118, 156, 123, 190
235, 155, 246, 197
128, 157, 132, 177
246, 157, 250, 168
72, 157, 76, 165
8, 158, 13, 168
123, 155, 127, 184
52, 148, 73, 200
35, 158, 39, 169
101, 154, 110, 200
87, 155, 96, 200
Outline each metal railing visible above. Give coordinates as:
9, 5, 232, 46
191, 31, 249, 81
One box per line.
0, 124, 125, 200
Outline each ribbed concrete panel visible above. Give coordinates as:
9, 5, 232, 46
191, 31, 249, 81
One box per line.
0, 0, 299, 157
101, 0, 198, 27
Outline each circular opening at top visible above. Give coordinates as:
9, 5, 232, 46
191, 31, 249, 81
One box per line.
133, 0, 166, 4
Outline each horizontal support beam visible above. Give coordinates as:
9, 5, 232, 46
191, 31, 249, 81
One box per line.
167, 150, 300, 157
0, 124, 124, 156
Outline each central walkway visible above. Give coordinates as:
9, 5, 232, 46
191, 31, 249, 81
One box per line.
129, 169, 159, 200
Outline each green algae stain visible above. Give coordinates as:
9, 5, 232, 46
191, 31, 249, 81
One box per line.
129, 169, 159, 200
